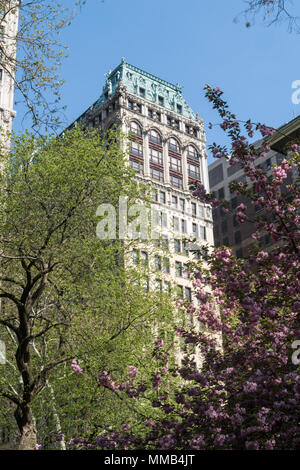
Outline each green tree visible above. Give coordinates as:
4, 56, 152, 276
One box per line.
0, 125, 170, 449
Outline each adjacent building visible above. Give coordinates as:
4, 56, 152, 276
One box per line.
208, 116, 299, 258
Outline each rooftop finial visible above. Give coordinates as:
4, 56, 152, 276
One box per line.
121, 57, 126, 64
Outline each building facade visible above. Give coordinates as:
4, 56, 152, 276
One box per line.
0, 2, 19, 146
71, 59, 214, 300
208, 117, 299, 258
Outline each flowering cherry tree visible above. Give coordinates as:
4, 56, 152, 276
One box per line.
69, 87, 300, 450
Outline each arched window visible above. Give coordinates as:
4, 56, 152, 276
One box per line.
187, 145, 199, 160
169, 137, 180, 153
130, 121, 142, 137
149, 129, 162, 145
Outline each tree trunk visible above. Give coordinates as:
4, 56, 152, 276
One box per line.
14, 405, 37, 450
18, 423, 37, 450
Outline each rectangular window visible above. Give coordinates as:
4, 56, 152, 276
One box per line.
173, 216, 179, 232
160, 211, 167, 227
159, 191, 166, 204
218, 187, 225, 200
200, 226, 206, 240
188, 163, 200, 179
191, 202, 196, 216
155, 255, 162, 271
175, 261, 182, 277
177, 285, 183, 299
148, 108, 153, 119
152, 189, 158, 202
128, 100, 134, 110
192, 223, 198, 237
174, 120, 180, 130
167, 116, 172, 127
130, 159, 143, 175
130, 141, 143, 157
183, 264, 190, 279
177, 104, 182, 114
179, 198, 185, 212
139, 87, 145, 97
136, 103, 142, 113
185, 124, 190, 134
151, 167, 164, 182
150, 148, 163, 165
170, 174, 183, 189
185, 287, 192, 302
174, 239, 181, 253
172, 195, 178, 208
158, 96, 164, 106
140, 251, 148, 267
181, 219, 186, 233
156, 112, 161, 122
155, 279, 162, 292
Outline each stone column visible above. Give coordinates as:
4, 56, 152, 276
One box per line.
162, 138, 170, 184
182, 146, 188, 191
143, 131, 150, 177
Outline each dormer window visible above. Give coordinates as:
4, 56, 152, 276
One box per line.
139, 87, 145, 97
177, 104, 182, 114
158, 96, 164, 106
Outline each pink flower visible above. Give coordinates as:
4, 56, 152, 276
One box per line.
128, 366, 138, 378
246, 441, 259, 450
71, 359, 83, 375
291, 144, 298, 152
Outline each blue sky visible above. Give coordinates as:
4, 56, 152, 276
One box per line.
13, 0, 300, 164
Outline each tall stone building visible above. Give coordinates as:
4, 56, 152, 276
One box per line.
71, 58, 213, 300
0, 1, 19, 147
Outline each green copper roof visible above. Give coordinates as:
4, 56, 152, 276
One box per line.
94, 58, 197, 122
